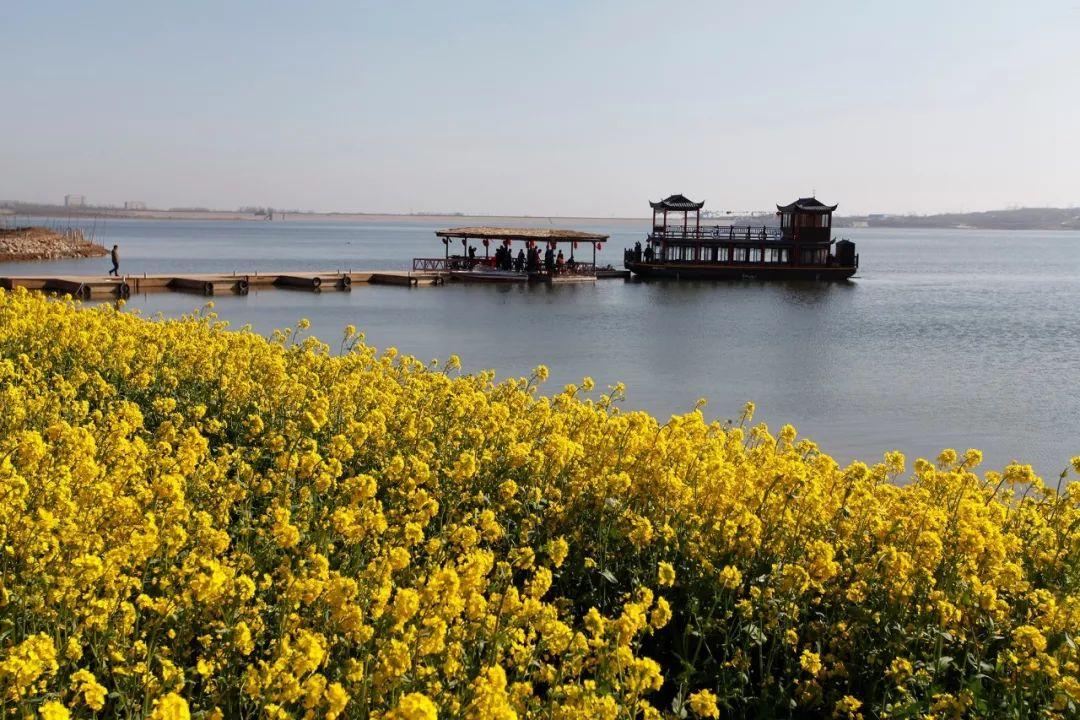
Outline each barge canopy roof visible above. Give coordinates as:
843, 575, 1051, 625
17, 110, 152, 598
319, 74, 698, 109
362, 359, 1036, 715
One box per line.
650, 194, 705, 211
436, 226, 608, 242
777, 197, 838, 213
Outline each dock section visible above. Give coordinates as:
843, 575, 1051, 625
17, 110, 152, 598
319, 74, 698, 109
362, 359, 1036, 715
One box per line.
0, 270, 445, 299
0, 265, 629, 300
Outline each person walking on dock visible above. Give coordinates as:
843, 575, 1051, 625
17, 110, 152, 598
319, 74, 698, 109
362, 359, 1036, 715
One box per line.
108, 245, 120, 276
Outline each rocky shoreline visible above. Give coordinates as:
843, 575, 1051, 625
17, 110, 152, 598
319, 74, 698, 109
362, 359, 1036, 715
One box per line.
0, 226, 108, 262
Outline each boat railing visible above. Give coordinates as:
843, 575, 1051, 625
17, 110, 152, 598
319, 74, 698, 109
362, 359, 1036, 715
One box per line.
414, 257, 598, 276
413, 257, 485, 271
558, 262, 596, 276
650, 226, 784, 243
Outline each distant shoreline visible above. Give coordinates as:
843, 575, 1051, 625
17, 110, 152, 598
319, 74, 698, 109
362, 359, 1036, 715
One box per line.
1, 207, 656, 226
3, 205, 1079, 231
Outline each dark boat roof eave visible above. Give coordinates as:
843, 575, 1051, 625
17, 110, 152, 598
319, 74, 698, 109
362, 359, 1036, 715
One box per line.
650, 193, 705, 211
436, 226, 608, 243
777, 197, 838, 213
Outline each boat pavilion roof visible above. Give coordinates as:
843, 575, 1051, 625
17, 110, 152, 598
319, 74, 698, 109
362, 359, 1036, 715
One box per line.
435, 227, 608, 243
650, 194, 705, 211
777, 197, 838, 213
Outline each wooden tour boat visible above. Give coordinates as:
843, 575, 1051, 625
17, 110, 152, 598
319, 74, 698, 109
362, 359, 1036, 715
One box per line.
624, 195, 858, 281
415, 227, 610, 284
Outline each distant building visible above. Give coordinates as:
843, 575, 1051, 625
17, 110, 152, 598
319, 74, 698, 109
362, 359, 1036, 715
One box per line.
124, 201, 147, 210
64, 194, 86, 207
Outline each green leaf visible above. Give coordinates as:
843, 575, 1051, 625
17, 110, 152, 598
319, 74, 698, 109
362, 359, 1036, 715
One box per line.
746, 625, 766, 645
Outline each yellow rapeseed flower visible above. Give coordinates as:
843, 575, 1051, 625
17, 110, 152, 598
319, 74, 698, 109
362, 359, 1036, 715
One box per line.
657, 562, 675, 587
0, 288, 1075, 719
688, 689, 720, 718
39, 701, 69, 720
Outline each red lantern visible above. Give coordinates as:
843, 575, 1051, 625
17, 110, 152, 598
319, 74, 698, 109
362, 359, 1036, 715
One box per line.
482, 238, 489, 247
573, 241, 578, 249
596, 242, 603, 250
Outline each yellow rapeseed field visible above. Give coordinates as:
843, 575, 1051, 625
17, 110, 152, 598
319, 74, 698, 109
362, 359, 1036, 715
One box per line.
0, 287, 1078, 719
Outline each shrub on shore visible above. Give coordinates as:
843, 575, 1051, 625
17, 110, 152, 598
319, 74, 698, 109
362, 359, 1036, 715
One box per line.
0, 287, 1078, 719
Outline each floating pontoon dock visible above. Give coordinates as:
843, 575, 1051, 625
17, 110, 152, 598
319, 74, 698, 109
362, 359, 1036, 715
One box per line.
0, 266, 629, 300
0, 270, 444, 300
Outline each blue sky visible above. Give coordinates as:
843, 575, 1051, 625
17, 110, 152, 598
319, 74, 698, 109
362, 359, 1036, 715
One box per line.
3, 1, 1078, 216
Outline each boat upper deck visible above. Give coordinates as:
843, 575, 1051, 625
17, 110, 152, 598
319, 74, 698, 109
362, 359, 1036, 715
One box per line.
650, 225, 823, 245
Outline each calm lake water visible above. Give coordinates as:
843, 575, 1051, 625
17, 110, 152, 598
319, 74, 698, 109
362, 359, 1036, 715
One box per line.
3, 217, 1079, 477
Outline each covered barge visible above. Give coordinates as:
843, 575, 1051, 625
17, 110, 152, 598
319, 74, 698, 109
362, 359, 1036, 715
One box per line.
417, 227, 612, 283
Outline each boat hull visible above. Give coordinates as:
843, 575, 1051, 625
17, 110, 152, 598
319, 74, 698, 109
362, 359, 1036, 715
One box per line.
449, 270, 526, 283
625, 261, 856, 282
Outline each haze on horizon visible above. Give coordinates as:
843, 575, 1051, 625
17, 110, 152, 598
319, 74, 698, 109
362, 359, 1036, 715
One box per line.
3, 1, 1079, 218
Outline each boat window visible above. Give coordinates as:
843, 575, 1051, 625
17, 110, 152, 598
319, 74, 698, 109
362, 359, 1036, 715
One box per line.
733, 247, 747, 262
749, 248, 762, 263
